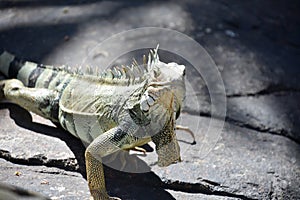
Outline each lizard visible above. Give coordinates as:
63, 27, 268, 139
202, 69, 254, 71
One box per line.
0, 47, 195, 200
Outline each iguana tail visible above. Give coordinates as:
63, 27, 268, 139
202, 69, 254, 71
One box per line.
0, 51, 71, 91
0, 51, 26, 80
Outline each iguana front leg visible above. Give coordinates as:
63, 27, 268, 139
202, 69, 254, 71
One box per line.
85, 126, 132, 200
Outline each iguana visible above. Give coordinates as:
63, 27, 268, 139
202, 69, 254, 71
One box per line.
0, 48, 195, 200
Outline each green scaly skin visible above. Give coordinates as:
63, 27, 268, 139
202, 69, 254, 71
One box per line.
0, 48, 186, 200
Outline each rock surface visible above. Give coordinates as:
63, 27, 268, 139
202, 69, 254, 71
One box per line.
0, 0, 299, 199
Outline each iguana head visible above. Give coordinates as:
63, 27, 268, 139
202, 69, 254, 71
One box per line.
138, 48, 185, 167
139, 48, 186, 119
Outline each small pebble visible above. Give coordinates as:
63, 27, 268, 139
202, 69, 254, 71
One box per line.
225, 30, 237, 38
205, 27, 212, 34
63, 7, 69, 14
14, 171, 22, 176
64, 35, 70, 41
41, 179, 49, 185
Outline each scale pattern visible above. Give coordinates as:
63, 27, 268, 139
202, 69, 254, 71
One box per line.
0, 48, 187, 200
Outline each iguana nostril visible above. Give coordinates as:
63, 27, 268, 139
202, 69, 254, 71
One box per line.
11, 87, 20, 91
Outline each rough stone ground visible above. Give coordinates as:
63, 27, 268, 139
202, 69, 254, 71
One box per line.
0, 0, 300, 199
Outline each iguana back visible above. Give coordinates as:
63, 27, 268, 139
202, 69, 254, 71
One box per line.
0, 48, 188, 200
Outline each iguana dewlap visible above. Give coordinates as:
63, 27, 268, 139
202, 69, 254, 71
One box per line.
0, 48, 191, 200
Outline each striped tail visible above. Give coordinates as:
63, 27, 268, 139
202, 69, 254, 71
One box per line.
0, 51, 71, 90
0, 51, 25, 80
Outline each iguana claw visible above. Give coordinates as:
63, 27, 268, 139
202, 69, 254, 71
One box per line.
176, 125, 196, 145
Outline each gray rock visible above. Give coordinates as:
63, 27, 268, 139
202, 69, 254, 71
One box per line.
0, 0, 300, 199
141, 114, 300, 199
3, 109, 299, 199
184, 91, 300, 143
0, 182, 50, 200
227, 93, 300, 142
0, 159, 89, 200
0, 104, 80, 171
167, 190, 239, 200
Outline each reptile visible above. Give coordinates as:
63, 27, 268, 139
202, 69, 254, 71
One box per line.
0, 47, 195, 200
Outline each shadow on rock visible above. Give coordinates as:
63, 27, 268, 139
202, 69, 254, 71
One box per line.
0, 103, 175, 200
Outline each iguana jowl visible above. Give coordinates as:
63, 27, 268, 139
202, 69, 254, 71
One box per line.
0, 48, 194, 200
